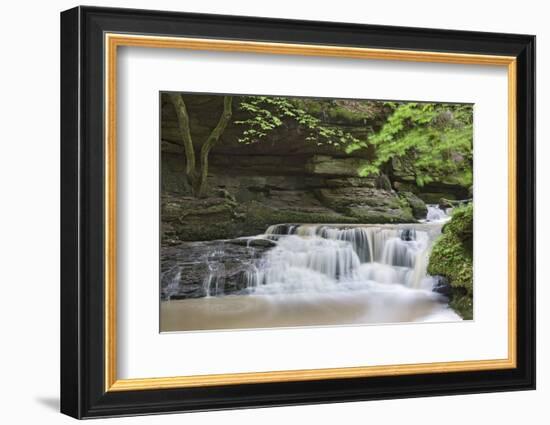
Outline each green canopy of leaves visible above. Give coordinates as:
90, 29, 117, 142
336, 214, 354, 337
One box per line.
346, 102, 473, 187
234, 96, 473, 188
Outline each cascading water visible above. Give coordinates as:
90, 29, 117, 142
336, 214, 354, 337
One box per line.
425, 204, 451, 222
202, 249, 226, 297
248, 223, 438, 293
245, 236, 361, 294
162, 266, 182, 300
162, 215, 461, 331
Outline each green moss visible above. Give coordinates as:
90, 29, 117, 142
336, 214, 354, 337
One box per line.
443, 203, 473, 246
428, 203, 474, 319
428, 232, 473, 291
449, 294, 473, 320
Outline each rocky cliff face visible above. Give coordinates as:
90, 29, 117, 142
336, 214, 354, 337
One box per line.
161, 151, 422, 242
160, 94, 448, 242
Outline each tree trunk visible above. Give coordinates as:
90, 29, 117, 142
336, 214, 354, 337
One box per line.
167, 93, 198, 189
167, 94, 233, 198
195, 96, 233, 197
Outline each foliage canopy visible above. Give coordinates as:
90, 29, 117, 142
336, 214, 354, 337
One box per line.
346, 102, 473, 187
235, 97, 473, 188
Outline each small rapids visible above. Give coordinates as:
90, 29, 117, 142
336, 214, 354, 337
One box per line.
424, 204, 454, 222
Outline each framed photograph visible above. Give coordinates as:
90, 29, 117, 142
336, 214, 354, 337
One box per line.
60, 6, 535, 419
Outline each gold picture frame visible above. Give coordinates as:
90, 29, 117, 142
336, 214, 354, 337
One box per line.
104, 34, 517, 392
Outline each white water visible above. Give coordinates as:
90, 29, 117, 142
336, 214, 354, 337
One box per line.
248, 222, 441, 295
425, 204, 453, 222
163, 205, 460, 331
202, 249, 226, 297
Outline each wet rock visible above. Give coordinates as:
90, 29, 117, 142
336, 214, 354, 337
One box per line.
400, 228, 417, 241
432, 276, 453, 299
161, 240, 272, 299
228, 238, 277, 248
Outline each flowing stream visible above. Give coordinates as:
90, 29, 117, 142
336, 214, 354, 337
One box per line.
161, 205, 460, 331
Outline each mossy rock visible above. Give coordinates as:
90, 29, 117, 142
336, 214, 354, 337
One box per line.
428, 203, 474, 319
450, 294, 473, 320
443, 204, 473, 244
399, 191, 428, 219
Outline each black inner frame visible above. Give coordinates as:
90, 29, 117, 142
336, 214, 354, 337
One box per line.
60, 6, 535, 419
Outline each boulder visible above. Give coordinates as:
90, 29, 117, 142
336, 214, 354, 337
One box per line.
399, 191, 428, 219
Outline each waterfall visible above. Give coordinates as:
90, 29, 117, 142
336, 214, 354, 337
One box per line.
246, 222, 444, 294
246, 235, 361, 294
316, 226, 374, 262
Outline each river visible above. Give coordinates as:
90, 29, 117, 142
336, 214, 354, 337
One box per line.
160, 205, 460, 332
